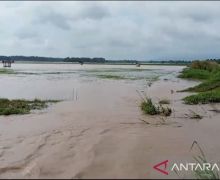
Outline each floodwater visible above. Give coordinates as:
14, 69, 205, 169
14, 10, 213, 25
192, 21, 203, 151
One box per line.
0, 63, 183, 100
0, 63, 220, 179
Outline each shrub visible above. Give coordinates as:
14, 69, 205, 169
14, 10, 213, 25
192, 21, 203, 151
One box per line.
190, 60, 220, 72
141, 98, 172, 116
141, 98, 158, 115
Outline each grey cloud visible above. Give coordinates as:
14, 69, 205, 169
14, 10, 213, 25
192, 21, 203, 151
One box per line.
79, 5, 110, 20
15, 31, 39, 40
32, 4, 110, 31
186, 12, 213, 23
1, 2, 220, 60
34, 8, 71, 30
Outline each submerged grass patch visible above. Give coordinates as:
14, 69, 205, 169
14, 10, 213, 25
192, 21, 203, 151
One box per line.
141, 98, 172, 116
0, 98, 60, 115
0, 68, 14, 74
179, 61, 220, 104
83, 68, 164, 81
94, 73, 161, 81
96, 74, 127, 80
83, 68, 156, 73
95, 74, 152, 80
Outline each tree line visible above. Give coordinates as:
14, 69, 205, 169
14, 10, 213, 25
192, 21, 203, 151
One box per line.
63, 57, 105, 64
1, 55, 220, 64
0, 56, 63, 62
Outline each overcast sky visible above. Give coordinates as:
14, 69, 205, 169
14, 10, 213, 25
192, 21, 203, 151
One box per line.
1, 1, 220, 60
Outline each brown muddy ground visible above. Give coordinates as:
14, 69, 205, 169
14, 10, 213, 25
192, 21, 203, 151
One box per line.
0, 65, 219, 179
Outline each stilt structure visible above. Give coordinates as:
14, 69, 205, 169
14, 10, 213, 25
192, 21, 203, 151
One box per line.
2, 60, 14, 67
136, 61, 141, 67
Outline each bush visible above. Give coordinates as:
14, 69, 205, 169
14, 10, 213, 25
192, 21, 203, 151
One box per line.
141, 98, 172, 116
141, 98, 158, 115
190, 60, 220, 72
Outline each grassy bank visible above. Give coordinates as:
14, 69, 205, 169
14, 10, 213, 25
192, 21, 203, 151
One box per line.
0, 98, 59, 115
179, 61, 220, 104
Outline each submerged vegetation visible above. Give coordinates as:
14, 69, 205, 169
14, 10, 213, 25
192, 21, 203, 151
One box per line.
0, 98, 59, 115
141, 99, 158, 115
185, 110, 203, 120
95, 74, 154, 80
141, 98, 172, 116
96, 74, 130, 80
179, 61, 220, 104
0, 68, 14, 74
90, 68, 163, 81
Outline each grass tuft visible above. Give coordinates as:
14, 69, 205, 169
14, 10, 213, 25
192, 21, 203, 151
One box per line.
141, 98, 158, 115
141, 98, 172, 116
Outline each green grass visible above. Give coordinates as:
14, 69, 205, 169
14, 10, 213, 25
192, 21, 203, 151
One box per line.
178, 68, 211, 80
0, 98, 60, 115
183, 90, 220, 105
141, 98, 172, 116
0, 68, 14, 74
186, 79, 220, 92
179, 61, 220, 104
141, 99, 158, 115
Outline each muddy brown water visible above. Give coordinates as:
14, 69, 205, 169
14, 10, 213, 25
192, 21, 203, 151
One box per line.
0, 64, 219, 179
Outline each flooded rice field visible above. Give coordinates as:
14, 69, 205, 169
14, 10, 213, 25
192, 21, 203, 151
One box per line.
0, 63, 220, 179
0, 63, 182, 100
